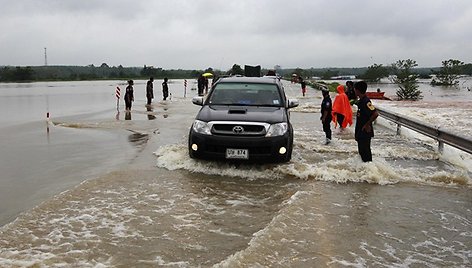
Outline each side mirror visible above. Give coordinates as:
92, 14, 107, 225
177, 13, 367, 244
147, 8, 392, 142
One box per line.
287, 99, 299, 109
192, 96, 204, 106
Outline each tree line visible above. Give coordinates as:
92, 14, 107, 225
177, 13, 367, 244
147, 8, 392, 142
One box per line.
2, 60, 470, 84
1, 59, 470, 101
292, 59, 470, 101
363, 59, 469, 100
0, 64, 204, 82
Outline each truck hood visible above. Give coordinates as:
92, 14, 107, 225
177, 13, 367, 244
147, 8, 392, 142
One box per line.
196, 105, 287, 124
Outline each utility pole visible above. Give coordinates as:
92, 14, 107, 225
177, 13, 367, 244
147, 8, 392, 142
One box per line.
44, 47, 48, 66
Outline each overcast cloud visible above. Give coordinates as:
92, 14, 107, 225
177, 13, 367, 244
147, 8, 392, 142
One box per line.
1, 0, 471, 70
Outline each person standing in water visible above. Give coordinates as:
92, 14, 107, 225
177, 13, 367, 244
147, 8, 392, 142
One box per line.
300, 77, 307, 97
332, 84, 353, 130
320, 88, 332, 144
162, 77, 169, 101
345, 80, 356, 103
124, 80, 134, 111
354, 81, 379, 162
146, 77, 154, 105
197, 74, 205, 96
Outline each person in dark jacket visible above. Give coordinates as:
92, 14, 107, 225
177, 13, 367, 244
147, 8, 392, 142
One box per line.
197, 74, 205, 96
162, 77, 169, 100
146, 77, 154, 105
124, 80, 134, 111
320, 88, 332, 144
203, 77, 209, 94
354, 81, 379, 162
345, 80, 356, 103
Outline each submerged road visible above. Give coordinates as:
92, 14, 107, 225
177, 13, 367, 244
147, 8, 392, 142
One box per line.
0, 79, 471, 267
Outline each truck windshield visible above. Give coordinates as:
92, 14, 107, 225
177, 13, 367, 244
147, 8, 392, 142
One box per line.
208, 83, 282, 106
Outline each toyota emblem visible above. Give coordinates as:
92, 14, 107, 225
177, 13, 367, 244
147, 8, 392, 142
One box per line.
232, 126, 244, 134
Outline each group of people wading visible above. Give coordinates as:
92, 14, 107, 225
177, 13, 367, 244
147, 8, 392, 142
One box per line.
319, 80, 379, 162
123, 77, 169, 111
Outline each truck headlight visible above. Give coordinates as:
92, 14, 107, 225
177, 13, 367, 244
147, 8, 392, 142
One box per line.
266, 123, 288, 137
192, 120, 211, 135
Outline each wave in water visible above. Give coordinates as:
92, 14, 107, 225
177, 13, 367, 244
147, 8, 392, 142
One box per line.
154, 143, 470, 186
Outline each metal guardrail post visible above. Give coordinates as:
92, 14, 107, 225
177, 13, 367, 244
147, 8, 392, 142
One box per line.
376, 107, 472, 155
438, 141, 444, 153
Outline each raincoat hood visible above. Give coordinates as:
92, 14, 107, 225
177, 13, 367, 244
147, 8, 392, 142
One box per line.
336, 85, 345, 94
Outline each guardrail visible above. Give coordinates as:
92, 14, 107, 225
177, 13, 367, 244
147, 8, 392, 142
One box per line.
306, 81, 329, 91
376, 107, 472, 154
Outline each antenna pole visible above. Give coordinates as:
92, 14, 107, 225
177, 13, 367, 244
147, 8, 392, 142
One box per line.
44, 47, 48, 66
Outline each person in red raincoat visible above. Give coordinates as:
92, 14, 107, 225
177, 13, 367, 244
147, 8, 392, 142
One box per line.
332, 85, 353, 129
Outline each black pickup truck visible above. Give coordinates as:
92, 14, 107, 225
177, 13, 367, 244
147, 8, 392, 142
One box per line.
188, 76, 299, 163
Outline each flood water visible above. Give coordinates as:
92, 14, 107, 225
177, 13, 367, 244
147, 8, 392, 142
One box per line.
0, 78, 471, 267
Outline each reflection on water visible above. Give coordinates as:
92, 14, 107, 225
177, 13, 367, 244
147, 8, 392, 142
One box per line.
146, 106, 156, 120
46, 120, 50, 139
128, 132, 149, 149
125, 111, 131, 120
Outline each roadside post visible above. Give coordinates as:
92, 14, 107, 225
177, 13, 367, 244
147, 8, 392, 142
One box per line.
115, 86, 121, 111
46, 95, 50, 134
184, 79, 187, 98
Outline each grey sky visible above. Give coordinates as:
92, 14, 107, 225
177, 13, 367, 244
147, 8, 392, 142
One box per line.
1, 0, 471, 70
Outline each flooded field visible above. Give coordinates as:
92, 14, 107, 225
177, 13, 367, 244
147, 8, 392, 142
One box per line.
0, 79, 471, 267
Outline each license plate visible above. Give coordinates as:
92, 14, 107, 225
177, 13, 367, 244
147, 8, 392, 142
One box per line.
226, 148, 249, 159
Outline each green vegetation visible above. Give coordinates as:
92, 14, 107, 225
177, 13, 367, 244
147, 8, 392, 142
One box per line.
0, 64, 217, 82
462, 63, 472, 75
390, 59, 422, 100
0, 66, 35, 81
358, 64, 389, 82
1, 58, 470, 85
431, 59, 464, 86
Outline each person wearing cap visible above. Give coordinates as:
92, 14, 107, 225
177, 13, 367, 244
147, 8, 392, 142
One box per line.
124, 80, 134, 111
320, 88, 332, 144
354, 81, 379, 162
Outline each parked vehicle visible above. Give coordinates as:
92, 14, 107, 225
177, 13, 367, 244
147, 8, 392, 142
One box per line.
188, 76, 299, 163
